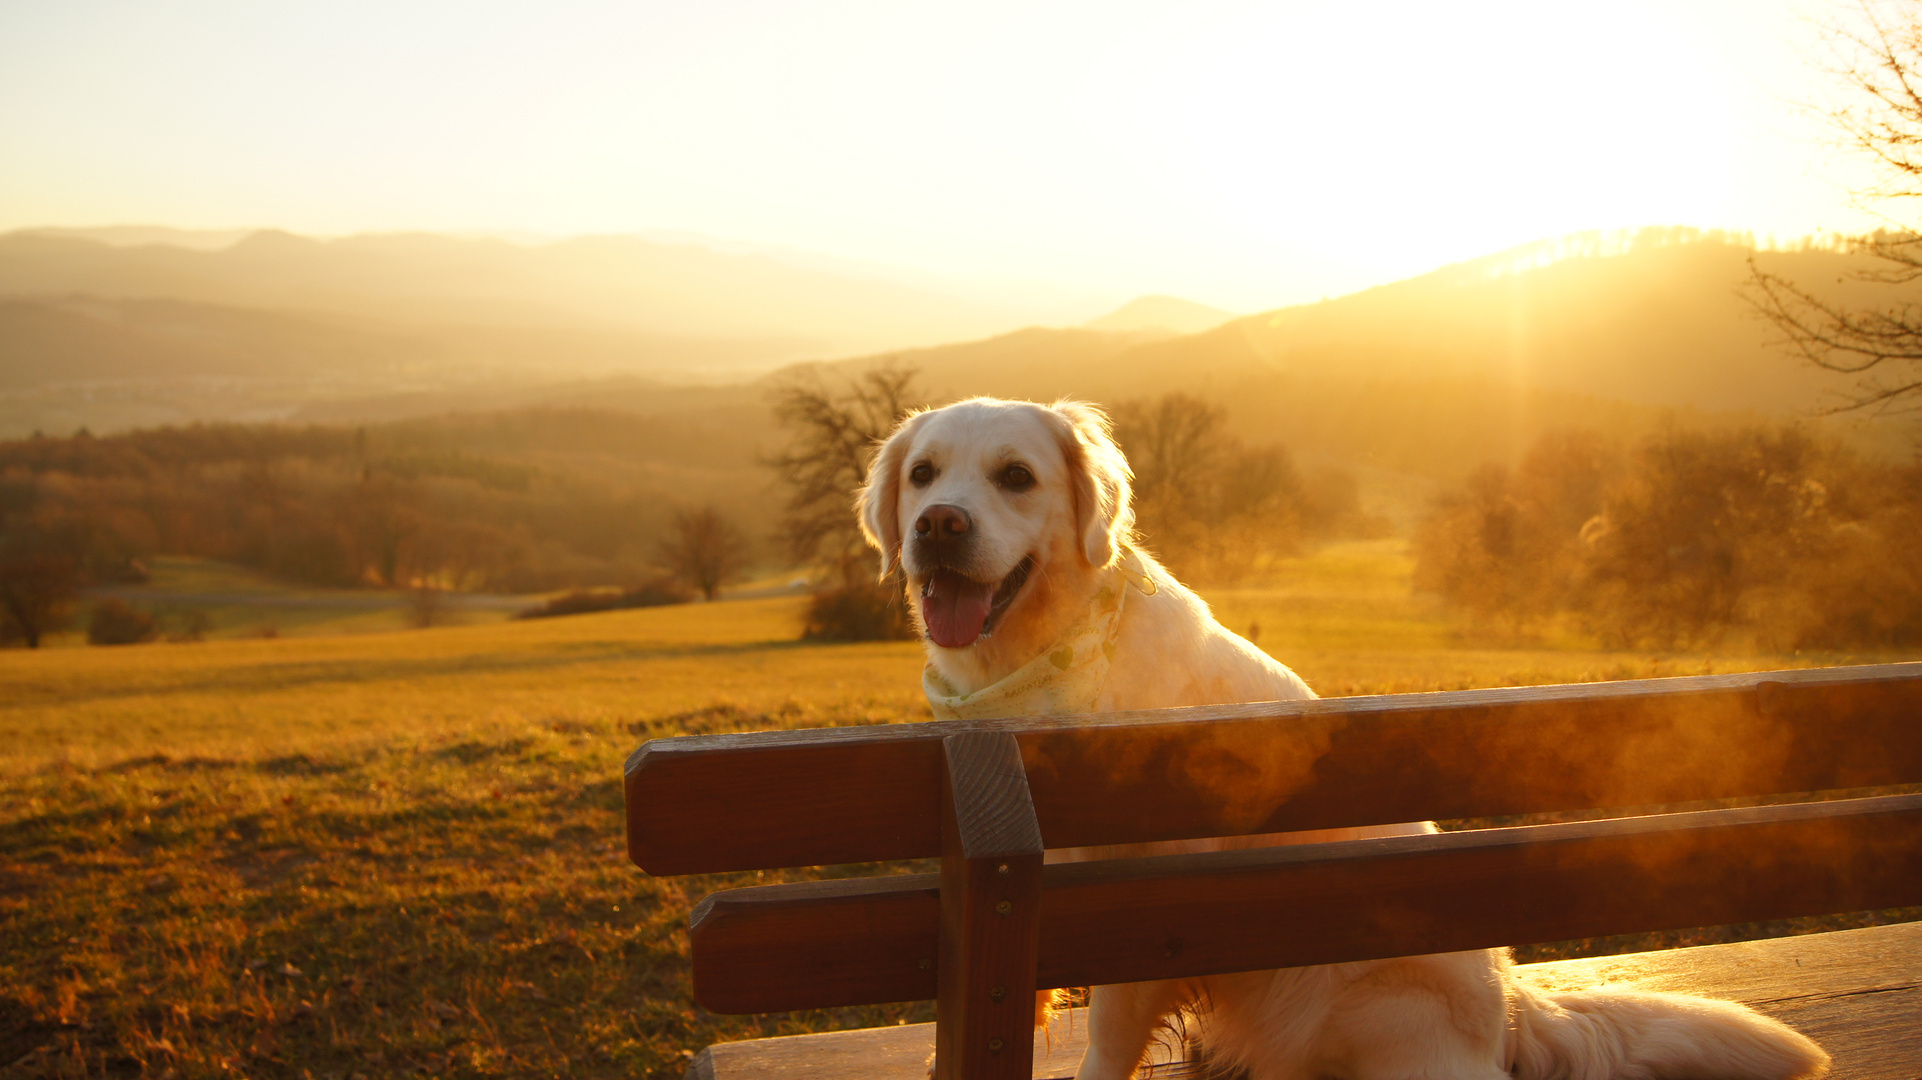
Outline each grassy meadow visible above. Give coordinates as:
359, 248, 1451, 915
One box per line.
3, 540, 1917, 1079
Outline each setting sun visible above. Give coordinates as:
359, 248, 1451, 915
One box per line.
0, 0, 1879, 307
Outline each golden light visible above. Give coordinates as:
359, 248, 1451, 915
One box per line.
0, 0, 1882, 307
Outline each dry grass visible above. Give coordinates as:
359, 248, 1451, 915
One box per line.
3, 542, 1916, 1078
0, 596, 927, 777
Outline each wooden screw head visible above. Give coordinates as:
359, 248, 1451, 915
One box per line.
988, 1038, 1004, 1053
995, 900, 1012, 915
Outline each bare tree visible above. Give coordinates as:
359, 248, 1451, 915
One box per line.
0, 478, 81, 648
767, 362, 922, 584
406, 585, 448, 629
659, 506, 751, 602
1750, 1, 1922, 414
0, 550, 80, 648
766, 363, 923, 640
1111, 393, 1232, 552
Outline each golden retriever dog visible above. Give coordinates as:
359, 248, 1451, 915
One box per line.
857, 397, 1829, 1080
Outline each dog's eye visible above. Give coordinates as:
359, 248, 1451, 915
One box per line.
1000, 463, 1035, 491
909, 462, 935, 487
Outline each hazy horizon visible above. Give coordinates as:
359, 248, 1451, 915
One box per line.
0, 219, 1856, 323
0, 0, 1890, 312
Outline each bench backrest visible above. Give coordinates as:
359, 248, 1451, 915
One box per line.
628, 664, 1922, 873
624, 663, 1922, 1080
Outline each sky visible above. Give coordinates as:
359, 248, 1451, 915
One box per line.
0, 0, 1893, 311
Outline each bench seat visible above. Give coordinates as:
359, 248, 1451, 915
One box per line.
686, 920, 1922, 1080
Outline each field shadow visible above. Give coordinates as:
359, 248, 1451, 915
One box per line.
432, 738, 536, 764
106, 752, 243, 773
259, 753, 352, 776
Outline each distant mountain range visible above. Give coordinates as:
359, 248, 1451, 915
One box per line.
777, 236, 1916, 507
820, 238, 1891, 417
0, 227, 1095, 367
0, 226, 1236, 433
1, 228, 1912, 516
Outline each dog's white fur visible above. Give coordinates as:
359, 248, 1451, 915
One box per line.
858, 397, 1829, 1080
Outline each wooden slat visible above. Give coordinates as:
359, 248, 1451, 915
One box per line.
683, 921, 1922, 1080
934, 733, 1044, 1080
627, 663, 1922, 874
1034, 792, 1922, 990
1518, 921, 1922, 1080
688, 875, 937, 1014
688, 793, 1922, 1013
686, 1004, 1197, 1080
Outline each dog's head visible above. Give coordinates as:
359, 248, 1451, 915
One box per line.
857, 397, 1134, 655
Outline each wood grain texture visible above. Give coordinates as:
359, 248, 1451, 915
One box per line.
685, 1005, 1197, 1080
626, 663, 1922, 874
1517, 921, 1922, 1080
942, 732, 1046, 861
682, 923, 1922, 1080
688, 875, 938, 1014
935, 734, 1044, 1080
687, 793, 1922, 1012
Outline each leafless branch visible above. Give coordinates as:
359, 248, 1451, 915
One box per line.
1748, 1, 1922, 415
765, 362, 923, 578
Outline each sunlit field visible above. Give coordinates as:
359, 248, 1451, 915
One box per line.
2, 593, 924, 775
3, 541, 1916, 1079
18, 0, 1922, 1074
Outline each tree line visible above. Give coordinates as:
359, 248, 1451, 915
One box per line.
0, 413, 762, 645
1413, 424, 1922, 650
1110, 393, 1387, 583
26, 372, 1913, 656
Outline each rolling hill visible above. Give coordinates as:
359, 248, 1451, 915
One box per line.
819, 237, 1889, 415
4, 229, 1913, 529
757, 235, 1916, 515
0, 228, 1083, 365
1085, 294, 1236, 335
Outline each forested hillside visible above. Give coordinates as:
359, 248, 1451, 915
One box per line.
0, 408, 770, 600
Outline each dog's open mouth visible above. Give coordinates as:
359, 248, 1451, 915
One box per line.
920, 556, 1034, 649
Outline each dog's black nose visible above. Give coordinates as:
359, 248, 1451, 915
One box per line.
915, 504, 971, 539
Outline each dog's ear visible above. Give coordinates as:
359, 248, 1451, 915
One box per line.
1048, 401, 1135, 569
855, 410, 927, 581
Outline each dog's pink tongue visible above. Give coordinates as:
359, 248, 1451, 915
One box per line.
923, 568, 994, 649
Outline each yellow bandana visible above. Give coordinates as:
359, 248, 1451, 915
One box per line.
922, 550, 1155, 721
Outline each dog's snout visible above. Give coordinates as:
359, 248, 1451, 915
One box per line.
914, 504, 971, 540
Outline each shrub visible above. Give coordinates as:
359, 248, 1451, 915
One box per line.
166, 609, 212, 642
801, 580, 916, 642
515, 576, 694, 620
1411, 430, 1619, 628
88, 598, 156, 645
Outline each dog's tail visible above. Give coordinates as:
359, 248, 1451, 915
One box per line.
1507, 981, 1829, 1080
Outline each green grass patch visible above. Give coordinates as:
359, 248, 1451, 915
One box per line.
55, 557, 530, 646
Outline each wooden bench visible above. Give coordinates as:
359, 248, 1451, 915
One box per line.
624, 663, 1922, 1079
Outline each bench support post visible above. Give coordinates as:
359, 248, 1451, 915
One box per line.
935, 733, 1045, 1080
